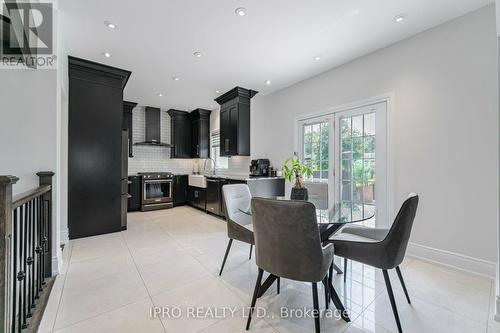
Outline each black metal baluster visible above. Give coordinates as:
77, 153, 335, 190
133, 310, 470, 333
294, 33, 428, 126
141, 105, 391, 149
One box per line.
36, 196, 42, 296
22, 201, 29, 329
40, 198, 45, 285
11, 208, 18, 333
27, 200, 33, 317
30, 198, 36, 308
17, 205, 24, 333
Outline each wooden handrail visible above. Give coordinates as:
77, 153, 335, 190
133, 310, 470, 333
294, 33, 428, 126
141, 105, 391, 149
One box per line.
12, 185, 51, 209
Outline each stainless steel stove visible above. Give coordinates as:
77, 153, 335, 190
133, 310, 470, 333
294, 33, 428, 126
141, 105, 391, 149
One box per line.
138, 172, 174, 211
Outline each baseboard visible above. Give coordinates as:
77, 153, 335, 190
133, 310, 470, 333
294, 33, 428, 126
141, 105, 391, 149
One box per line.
60, 228, 69, 245
495, 296, 500, 322
406, 242, 496, 280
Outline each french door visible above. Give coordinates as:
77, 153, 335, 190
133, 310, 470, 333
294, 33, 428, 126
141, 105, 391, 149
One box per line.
298, 102, 388, 226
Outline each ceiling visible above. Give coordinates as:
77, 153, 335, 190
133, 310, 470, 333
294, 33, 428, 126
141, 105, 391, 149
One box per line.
60, 0, 492, 110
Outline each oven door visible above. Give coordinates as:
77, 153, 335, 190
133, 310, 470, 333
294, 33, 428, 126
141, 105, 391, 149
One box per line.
143, 179, 172, 204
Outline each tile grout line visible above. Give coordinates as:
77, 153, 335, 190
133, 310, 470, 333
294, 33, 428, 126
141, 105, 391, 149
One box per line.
119, 227, 168, 333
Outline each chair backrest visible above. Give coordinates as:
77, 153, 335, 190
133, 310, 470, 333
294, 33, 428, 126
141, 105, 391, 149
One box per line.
380, 194, 419, 268
250, 197, 325, 282
303, 181, 328, 209
222, 184, 252, 224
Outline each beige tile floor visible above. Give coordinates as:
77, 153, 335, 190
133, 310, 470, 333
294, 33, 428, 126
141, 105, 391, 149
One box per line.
38, 206, 496, 333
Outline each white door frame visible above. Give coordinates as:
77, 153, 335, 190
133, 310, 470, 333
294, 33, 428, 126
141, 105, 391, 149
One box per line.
293, 92, 395, 224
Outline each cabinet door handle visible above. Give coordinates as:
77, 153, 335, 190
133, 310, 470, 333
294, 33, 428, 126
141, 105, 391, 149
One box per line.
225, 139, 229, 152
197, 144, 199, 155
174, 145, 178, 156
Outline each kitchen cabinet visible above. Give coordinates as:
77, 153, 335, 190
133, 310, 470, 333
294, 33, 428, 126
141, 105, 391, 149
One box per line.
167, 110, 192, 158
191, 109, 211, 158
128, 175, 141, 211
188, 186, 206, 211
123, 101, 137, 157
215, 87, 258, 156
173, 175, 188, 206
206, 178, 220, 215
68, 56, 131, 239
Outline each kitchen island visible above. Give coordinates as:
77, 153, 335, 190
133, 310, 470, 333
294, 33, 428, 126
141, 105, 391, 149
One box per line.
181, 174, 285, 218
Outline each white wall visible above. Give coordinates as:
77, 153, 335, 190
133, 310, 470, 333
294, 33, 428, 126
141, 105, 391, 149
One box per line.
251, 5, 498, 274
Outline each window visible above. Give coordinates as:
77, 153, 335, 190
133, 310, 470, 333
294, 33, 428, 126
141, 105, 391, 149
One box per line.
211, 130, 228, 169
302, 121, 329, 181
297, 101, 388, 227
339, 112, 376, 223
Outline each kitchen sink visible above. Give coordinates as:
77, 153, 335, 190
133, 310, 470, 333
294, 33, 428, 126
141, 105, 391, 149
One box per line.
188, 175, 207, 188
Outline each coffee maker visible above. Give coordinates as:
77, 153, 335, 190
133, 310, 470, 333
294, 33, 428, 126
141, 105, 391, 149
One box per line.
249, 159, 270, 177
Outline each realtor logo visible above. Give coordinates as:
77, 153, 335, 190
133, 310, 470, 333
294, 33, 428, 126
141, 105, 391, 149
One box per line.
1, 0, 56, 68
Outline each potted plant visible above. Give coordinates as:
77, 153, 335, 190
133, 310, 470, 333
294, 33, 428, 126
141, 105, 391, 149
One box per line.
283, 155, 312, 200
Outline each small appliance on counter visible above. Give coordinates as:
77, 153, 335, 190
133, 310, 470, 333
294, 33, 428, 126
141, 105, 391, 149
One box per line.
249, 159, 270, 177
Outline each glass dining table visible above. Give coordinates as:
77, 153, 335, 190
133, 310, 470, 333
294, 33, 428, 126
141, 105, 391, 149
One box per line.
238, 196, 375, 303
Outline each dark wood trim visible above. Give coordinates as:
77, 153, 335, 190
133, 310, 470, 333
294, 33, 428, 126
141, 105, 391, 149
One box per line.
214, 86, 258, 105
123, 101, 137, 113
12, 186, 51, 210
68, 56, 132, 89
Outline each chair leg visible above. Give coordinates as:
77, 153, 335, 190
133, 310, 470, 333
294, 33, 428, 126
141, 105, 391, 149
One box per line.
344, 258, 348, 283
311, 282, 320, 333
249, 244, 253, 260
383, 269, 403, 333
323, 277, 329, 309
326, 279, 350, 322
219, 239, 233, 276
395, 266, 411, 304
246, 268, 264, 330
277, 277, 280, 294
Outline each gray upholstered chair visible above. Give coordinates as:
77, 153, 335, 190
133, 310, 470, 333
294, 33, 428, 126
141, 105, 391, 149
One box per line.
303, 181, 328, 210
247, 198, 350, 333
330, 194, 419, 333
219, 184, 254, 276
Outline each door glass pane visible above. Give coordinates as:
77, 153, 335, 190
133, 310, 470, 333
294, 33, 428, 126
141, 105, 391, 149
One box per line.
339, 111, 376, 224
302, 121, 329, 182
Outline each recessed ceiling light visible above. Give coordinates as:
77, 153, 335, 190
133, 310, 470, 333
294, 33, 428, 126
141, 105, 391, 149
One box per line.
209, 104, 214, 108
314, 55, 322, 61
104, 21, 116, 29
235, 7, 246, 16
172, 77, 179, 81
215, 90, 220, 94
265, 80, 271, 85
394, 14, 406, 23
193, 51, 202, 58
157, 93, 163, 97
102, 52, 111, 58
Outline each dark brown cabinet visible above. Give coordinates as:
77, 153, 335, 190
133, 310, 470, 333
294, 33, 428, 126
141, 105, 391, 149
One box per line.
173, 175, 188, 206
188, 186, 206, 210
68, 56, 131, 239
168, 108, 211, 159
191, 109, 211, 158
167, 110, 192, 158
123, 101, 137, 157
215, 87, 257, 156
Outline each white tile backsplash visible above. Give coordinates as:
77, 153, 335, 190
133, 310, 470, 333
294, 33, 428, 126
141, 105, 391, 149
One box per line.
128, 107, 196, 175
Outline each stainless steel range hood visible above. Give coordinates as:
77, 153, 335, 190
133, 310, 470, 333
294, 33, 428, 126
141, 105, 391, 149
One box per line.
134, 106, 172, 147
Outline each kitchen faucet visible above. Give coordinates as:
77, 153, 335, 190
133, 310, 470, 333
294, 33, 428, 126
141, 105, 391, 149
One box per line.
203, 158, 216, 176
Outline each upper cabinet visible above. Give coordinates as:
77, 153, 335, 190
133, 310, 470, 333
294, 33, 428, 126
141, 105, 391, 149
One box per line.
191, 109, 211, 158
215, 87, 258, 156
123, 101, 137, 157
167, 109, 192, 158
167, 109, 211, 159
